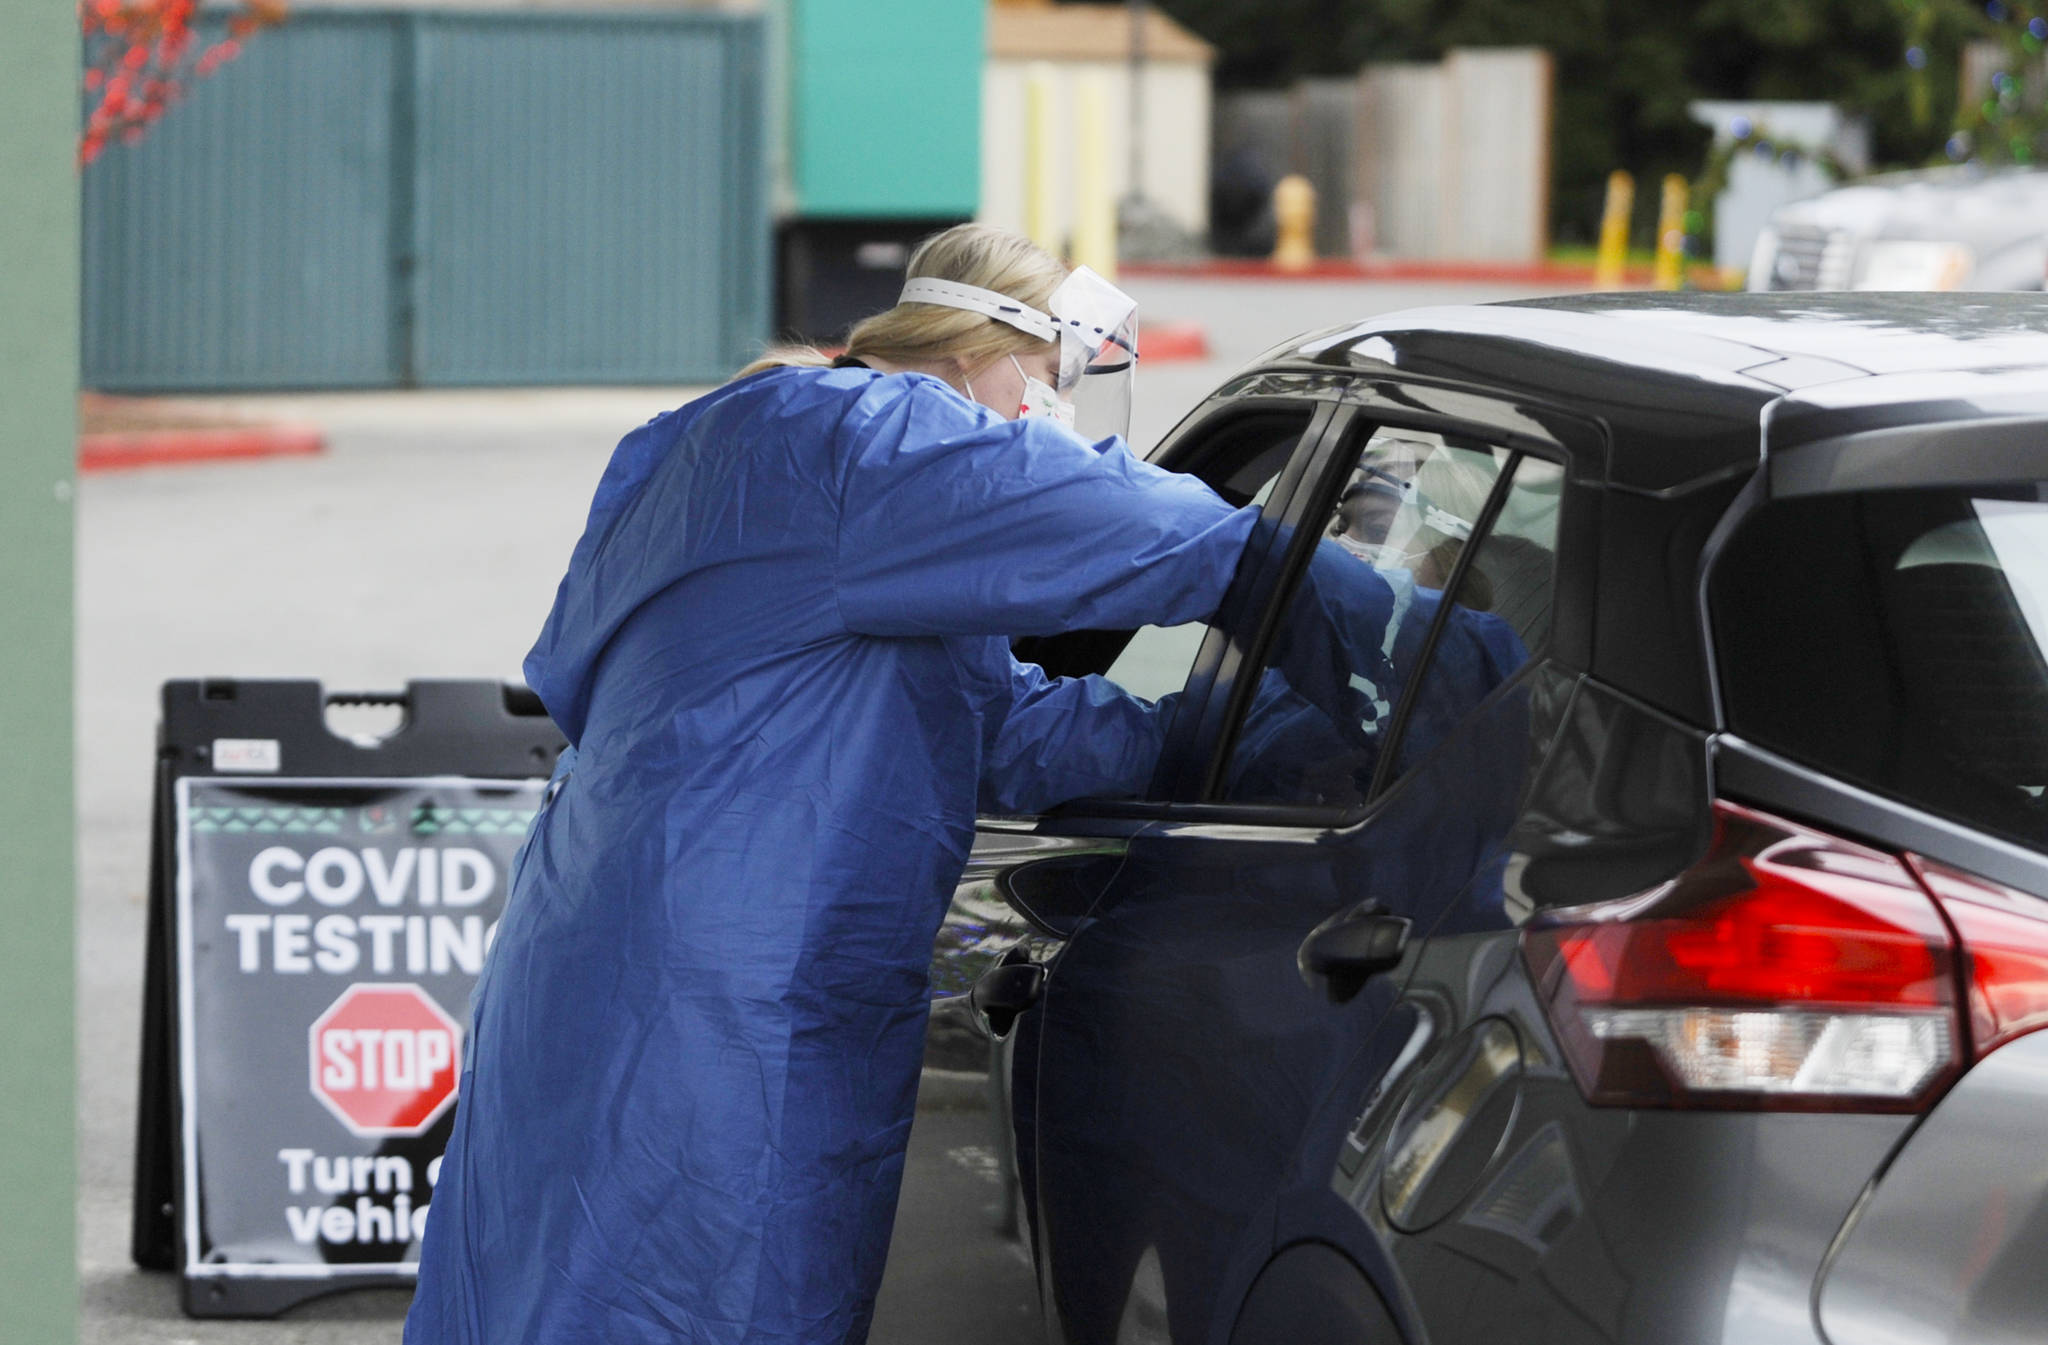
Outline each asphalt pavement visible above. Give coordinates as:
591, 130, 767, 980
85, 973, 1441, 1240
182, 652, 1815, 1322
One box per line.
75, 274, 1568, 1342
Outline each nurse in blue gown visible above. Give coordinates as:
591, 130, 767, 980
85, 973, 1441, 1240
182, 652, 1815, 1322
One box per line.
405, 226, 1261, 1343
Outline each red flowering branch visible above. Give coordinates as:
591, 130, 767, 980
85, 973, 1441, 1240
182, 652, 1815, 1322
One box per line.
80, 0, 286, 166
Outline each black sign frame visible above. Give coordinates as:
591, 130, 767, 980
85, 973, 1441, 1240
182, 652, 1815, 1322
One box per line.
131, 679, 565, 1318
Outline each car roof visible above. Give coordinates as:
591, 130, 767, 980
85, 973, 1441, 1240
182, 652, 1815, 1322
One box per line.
1263, 292, 2048, 492
1497, 292, 2048, 376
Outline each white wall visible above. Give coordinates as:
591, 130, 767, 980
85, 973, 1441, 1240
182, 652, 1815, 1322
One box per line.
1446, 49, 1550, 261
1356, 63, 1444, 259
981, 58, 1209, 245
1358, 48, 1551, 261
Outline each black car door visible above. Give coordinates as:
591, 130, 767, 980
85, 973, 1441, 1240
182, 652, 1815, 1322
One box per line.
1011, 380, 1598, 1345
871, 386, 1353, 1338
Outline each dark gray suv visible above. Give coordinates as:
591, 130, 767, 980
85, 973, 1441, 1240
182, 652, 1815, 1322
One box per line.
893, 292, 2048, 1345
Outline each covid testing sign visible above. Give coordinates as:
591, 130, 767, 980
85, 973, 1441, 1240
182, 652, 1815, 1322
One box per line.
174, 776, 544, 1288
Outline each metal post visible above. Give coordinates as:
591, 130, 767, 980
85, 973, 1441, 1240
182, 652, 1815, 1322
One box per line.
0, 5, 80, 1341
1653, 173, 1689, 291
1595, 170, 1635, 290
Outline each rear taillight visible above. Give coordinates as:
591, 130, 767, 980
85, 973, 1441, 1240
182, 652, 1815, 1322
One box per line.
1908, 856, 2048, 1062
1523, 802, 1961, 1112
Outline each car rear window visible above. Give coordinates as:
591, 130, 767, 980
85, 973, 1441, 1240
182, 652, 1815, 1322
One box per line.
1713, 486, 2048, 851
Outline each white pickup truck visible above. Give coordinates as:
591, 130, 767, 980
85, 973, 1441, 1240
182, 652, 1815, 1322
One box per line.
1749, 164, 2048, 291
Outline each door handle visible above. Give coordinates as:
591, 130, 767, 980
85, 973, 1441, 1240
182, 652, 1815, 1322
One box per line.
971, 956, 1046, 1041
1297, 901, 1412, 1005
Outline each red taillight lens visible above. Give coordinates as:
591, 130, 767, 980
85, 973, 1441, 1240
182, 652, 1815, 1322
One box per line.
1907, 855, 2048, 1061
1523, 802, 1961, 1111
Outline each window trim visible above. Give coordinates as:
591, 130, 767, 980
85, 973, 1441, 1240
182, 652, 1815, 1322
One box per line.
1147, 400, 1356, 801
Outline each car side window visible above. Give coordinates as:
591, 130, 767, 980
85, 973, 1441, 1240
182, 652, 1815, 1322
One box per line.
1221, 432, 1562, 810
1006, 405, 1320, 797
1378, 454, 1561, 784
1101, 471, 1285, 700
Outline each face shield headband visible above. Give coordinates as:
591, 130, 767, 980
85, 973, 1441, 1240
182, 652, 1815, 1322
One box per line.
898, 266, 1139, 442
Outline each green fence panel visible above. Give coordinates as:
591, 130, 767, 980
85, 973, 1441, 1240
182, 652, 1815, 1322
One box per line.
411, 13, 767, 385
81, 9, 768, 391
788, 0, 981, 218
82, 13, 404, 391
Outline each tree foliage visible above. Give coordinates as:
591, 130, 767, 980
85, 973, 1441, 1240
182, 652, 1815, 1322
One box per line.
1936, 0, 2048, 165
1138, 0, 1990, 241
81, 0, 285, 165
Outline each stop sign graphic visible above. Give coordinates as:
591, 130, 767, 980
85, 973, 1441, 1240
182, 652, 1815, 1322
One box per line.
309, 984, 462, 1137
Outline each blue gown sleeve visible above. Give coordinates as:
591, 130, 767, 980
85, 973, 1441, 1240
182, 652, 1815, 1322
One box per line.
835, 377, 1257, 638
979, 657, 1176, 814
1243, 539, 1530, 792
1264, 541, 1435, 743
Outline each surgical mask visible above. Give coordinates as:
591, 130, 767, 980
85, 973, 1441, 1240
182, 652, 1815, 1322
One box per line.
1340, 537, 1424, 572
1012, 355, 1075, 427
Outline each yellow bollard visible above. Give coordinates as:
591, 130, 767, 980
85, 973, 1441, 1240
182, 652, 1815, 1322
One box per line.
1653, 173, 1688, 291
1024, 66, 1060, 255
1071, 76, 1116, 278
1271, 174, 1316, 271
1594, 169, 1634, 290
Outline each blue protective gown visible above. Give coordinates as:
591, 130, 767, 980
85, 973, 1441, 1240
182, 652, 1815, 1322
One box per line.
404, 366, 1256, 1344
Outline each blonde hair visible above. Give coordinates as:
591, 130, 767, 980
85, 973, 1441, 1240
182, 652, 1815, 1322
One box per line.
734, 223, 1065, 382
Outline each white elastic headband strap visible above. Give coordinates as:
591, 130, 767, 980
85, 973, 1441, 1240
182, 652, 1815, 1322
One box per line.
898, 277, 1057, 343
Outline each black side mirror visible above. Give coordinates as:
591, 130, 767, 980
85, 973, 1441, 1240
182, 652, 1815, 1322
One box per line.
1297, 900, 1412, 1005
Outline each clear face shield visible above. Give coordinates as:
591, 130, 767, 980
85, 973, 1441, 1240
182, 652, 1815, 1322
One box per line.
897, 265, 1140, 442
1048, 266, 1139, 443
1330, 435, 1489, 578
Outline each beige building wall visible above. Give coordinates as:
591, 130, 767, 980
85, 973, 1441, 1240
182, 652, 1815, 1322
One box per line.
981, 57, 1210, 244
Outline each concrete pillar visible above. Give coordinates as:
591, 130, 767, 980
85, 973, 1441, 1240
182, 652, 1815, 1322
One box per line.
0, 7, 80, 1342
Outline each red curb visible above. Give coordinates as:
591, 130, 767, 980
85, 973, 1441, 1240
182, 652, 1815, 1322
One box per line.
78, 424, 327, 474
1123, 258, 1710, 287
1141, 320, 1209, 363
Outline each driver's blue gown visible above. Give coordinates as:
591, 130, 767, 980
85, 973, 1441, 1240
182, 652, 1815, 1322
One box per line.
404, 366, 1257, 1344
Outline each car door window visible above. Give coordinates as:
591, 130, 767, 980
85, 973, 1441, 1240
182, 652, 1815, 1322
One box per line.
1378, 453, 1562, 785
1221, 432, 1563, 810
1006, 406, 1322, 799
1101, 472, 1286, 700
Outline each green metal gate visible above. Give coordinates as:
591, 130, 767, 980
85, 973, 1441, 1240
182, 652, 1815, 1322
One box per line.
82, 10, 768, 391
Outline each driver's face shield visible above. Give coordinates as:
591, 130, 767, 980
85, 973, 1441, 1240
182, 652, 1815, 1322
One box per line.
1330, 435, 1487, 583
1048, 266, 1139, 443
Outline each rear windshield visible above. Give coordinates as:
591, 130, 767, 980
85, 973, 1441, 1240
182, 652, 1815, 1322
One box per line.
1713, 486, 2048, 851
